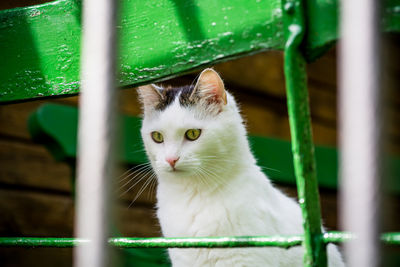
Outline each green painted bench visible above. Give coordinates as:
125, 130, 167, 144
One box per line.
28, 103, 400, 192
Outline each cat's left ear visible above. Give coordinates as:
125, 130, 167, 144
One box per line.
190, 68, 227, 105
137, 84, 164, 113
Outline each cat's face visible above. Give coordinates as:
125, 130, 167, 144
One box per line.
138, 69, 239, 181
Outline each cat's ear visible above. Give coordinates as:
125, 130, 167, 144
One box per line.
137, 84, 164, 112
191, 68, 227, 105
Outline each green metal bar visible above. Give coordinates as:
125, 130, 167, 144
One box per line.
282, 0, 327, 266
109, 236, 303, 249
381, 232, 400, 245
323, 232, 400, 246
322, 232, 354, 244
0, 237, 86, 248
28, 103, 400, 192
0, 236, 303, 248
2, 232, 400, 248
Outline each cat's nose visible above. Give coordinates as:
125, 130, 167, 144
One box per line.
166, 157, 180, 168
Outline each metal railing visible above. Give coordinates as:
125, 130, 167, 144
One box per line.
74, 0, 118, 266
339, 0, 383, 266
1, 232, 400, 248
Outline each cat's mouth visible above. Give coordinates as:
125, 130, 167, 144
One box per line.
165, 166, 186, 173
168, 168, 181, 172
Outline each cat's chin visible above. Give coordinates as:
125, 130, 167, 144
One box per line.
160, 168, 192, 178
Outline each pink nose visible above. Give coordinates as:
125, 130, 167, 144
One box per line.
166, 157, 180, 168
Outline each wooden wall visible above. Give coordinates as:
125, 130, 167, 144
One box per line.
1, 1, 400, 266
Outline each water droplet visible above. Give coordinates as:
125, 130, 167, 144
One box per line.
211, 22, 216, 26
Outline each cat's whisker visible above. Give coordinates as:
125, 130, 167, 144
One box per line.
201, 161, 229, 175
201, 157, 283, 174
204, 157, 235, 162
189, 71, 202, 89
195, 155, 218, 158
118, 166, 137, 180
117, 165, 153, 192
128, 149, 147, 155
118, 162, 152, 183
200, 155, 282, 173
117, 162, 149, 179
194, 168, 211, 190
197, 165, 223, 194
258, 165, 282, 173
150, 178, 157, 199
129, 145, 146, 152
201, 164, 231, 192
118, 168, 154, 197
198, 157, 236, 164
199, 166, 220, 183
147, 175, 158, 199
128, 173, 156, 208
118, 175, 148, 197
118, 162, 150, 180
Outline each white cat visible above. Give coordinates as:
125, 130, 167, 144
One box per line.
138, 69, 344, 267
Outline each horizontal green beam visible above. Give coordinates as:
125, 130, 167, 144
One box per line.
27, 104, 341, 189
28, 103, 400, 191
2, 0, 400, 102
1, 232, 400, 248
0, 0, 283, 103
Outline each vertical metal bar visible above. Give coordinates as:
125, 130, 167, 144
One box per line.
74, 0, 118, 266
339, 0, 382, 266
282, 0, 327, 266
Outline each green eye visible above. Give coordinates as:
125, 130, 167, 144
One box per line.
185, 129, 201, 141
151, 131, 164, 143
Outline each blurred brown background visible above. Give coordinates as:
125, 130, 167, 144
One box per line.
1, 1, 400, 266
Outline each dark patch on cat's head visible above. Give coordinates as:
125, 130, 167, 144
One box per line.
138, 69, 226, 116
155, 85, 197, 111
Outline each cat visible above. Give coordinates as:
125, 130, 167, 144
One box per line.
138, 68, 345, 267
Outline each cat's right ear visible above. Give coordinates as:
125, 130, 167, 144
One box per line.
137, 84, 164, 113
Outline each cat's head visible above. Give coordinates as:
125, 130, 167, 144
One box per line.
138, 69, 247, 183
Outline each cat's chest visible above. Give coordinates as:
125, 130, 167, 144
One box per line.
155, 184, 276, 238
156, 188, 242, 237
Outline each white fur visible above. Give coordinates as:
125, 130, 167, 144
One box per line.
140, 91, 345, 266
